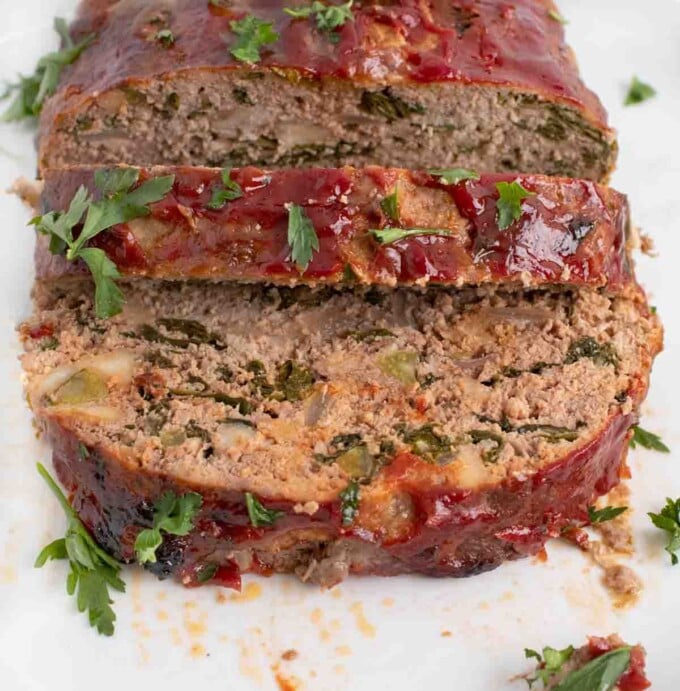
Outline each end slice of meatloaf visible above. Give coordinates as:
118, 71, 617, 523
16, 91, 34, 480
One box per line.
36, 166, 635, 293
38, 0, 616, 180
20, 280, 661, 587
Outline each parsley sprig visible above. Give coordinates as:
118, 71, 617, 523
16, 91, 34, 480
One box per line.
495, 180, 535, 230
285, 0, 354, 38
380, 190, 399, 222
525, 645, 574, 687
30, 168, 175, 319
525, 645, 632, 690
35, 463, 125, 636
649, 497, 680, 565
588, 505, 628, 524
229, 15, 279, 64
2, 18, 93, 121
245, 492, 284, 527
629, 424, 669, 452
135, 491, 203, 564
207, 168, 243, 209
286, 203, 320, 272
370, 227, 452, 245
428, 168, 479, 185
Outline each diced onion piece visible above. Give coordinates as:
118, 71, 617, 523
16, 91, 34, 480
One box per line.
161, 429, 186, 448
377, 350, 419, 386
337, 445, 373, 480
51, 369, 108, 406
215, 421, 257, 450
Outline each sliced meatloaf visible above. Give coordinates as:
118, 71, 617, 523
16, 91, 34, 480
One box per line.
38, 0, 616, 180
37, 166, 634, 292
21, 279, 661, 587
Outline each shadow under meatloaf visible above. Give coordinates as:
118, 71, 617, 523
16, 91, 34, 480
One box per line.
37, 167, 634, 292
38, 0, 616, 180
20, 280, 661, 587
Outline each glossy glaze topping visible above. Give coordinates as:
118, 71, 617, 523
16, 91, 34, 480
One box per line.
57, 0, 607, 125
40, 166, 633, 291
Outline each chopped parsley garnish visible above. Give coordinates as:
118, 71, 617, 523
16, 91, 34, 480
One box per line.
495, 181, 535, 230
286, 203, 320, 272
629, 424, 669, 452
370, 227, 452, 245
428, 168, 479, 185
155, 29, 175, 47
229, 15, 279, 64
400, 424, 452, 464
564, 337, 618, 367
30, 168, 174, 319
649, 497, 680, 564
525, 645, 574, 687
624, 76, 656, 106
380, 190, 399, 222
588, 505, 628, 524
339, 480, 360, 525
547, 10, 568, 25
1, 18, 94, 121
35, 463, 125, 636
552, 647, 631, 691
284, 0, 354, 38
134, 491, 203, 564
196, 563, 218, 583
245, 492, 284, 527
207, 168, 243, 209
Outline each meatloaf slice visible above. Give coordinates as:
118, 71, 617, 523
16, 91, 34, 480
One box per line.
38, 0, 616, 180
36, 166, 634, 293
21, 280, 661, 587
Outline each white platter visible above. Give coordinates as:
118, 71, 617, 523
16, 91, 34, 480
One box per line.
1, 1, 679, 688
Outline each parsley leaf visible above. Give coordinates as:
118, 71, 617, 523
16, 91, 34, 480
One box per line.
428, 168, 479, 185
339, 480, 360, 525
548, 10, 568, 25
648, 497, 680, 565
155, 29, 175, 47
525, 645, 574, 687
552, 647, 631, 691
30, 169, 174, 318
207, 168, 243, 209
245, 492, 284, 527
229, 16, 279, 64
588, 505, 628, 524
35, 463, 125, 636
624, 76, 656, 106
286, 203, 320, 272
370, 227, 452, 244
2, 18, 94, 121
134, 491, 203, 564
380, 190, 399, 222
495, 181, 535, 230
285, 1, 354, 35
629, 425, 669, 452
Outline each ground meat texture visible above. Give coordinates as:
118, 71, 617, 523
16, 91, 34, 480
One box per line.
37, 166, 634, 291
20, 280, 661, 587
38, 0, 616, 180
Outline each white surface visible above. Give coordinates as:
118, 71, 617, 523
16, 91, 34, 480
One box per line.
0, 1, 679, 688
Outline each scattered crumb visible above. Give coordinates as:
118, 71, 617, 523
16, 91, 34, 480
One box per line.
441, 630, 453, 638
229, 581, 262, 603
281, 649, 298, 662
216, 591, 227, 604
381, 597, 394, 608
333, 665, 346, 676
156, 591, 167, 601
170, 627, 182, 646
349, 602, 376, 638
330, 587, 342, 599
478, 601, 490, 611
320, 629, 331, 643
639, 232, 656, 256
189, 643, 207, 658
137, 642, 150, 664
329, 619, 341, 631
310, 608, 323, 625
157, 609, 169, 622
0, 564, 17, 584
602, 564, 643, 609
335, 645, 352, 657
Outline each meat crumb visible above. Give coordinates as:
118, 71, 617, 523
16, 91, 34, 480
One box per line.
281, 649, 298, 661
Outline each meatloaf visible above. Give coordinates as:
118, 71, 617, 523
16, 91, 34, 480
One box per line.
20, 279, 661, 587
37, 166, 634, 291
38, 0, 616, 180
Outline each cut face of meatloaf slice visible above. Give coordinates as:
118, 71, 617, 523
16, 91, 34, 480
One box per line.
38, 0, 616, 180
21, 280, 661, 587
36, 166, 634, 293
